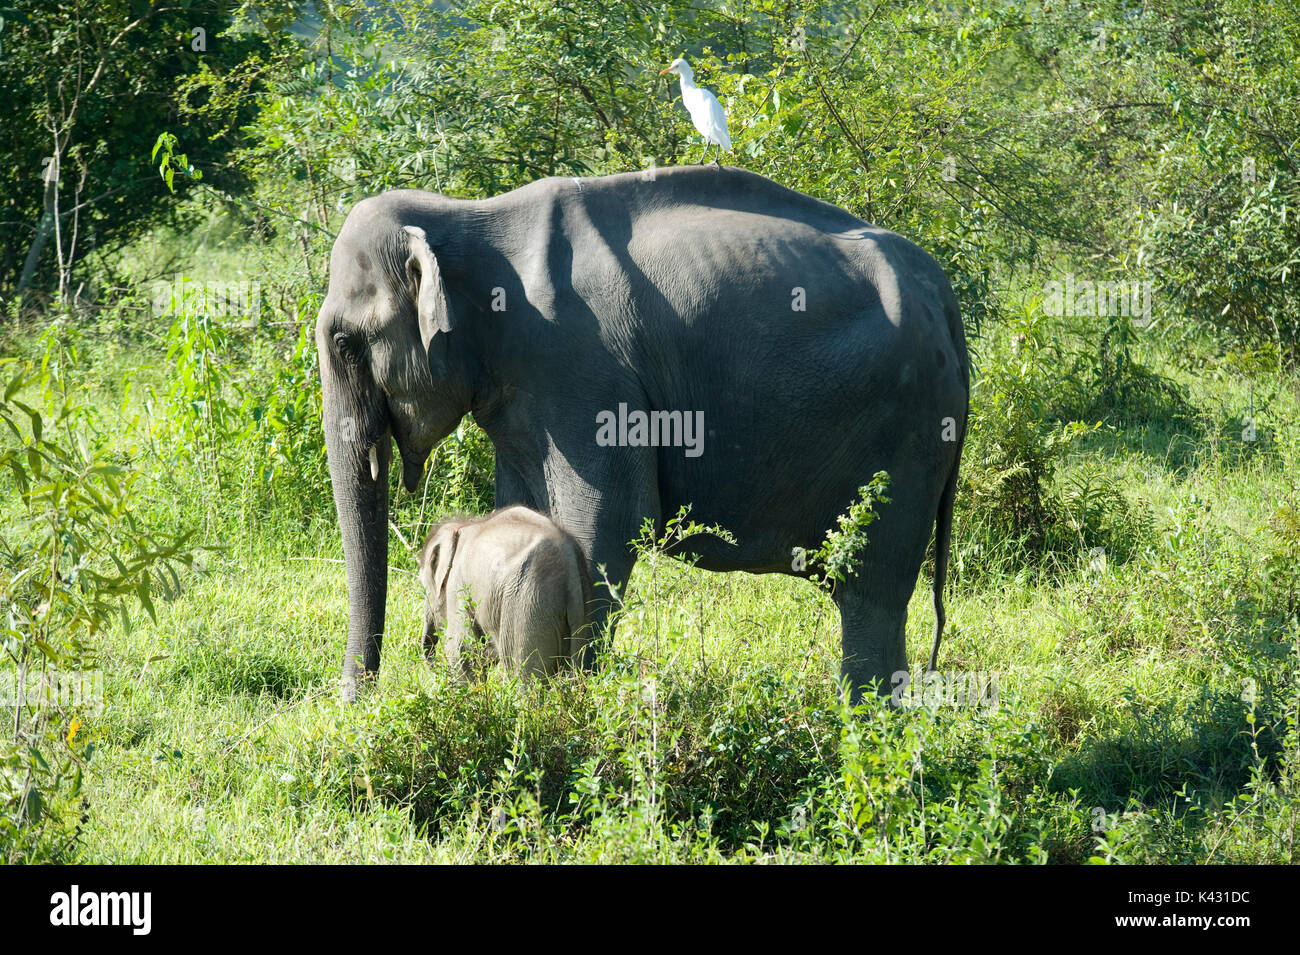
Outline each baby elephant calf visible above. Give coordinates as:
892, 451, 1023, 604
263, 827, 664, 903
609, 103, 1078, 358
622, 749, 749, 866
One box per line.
417, 506, 592, 679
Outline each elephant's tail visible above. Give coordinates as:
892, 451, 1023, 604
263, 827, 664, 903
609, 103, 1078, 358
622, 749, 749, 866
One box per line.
928, 283, 969, 674
928, 429, 964, 673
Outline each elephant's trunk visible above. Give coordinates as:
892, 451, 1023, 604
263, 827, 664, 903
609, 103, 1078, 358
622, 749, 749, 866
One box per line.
324, 407, 391, 700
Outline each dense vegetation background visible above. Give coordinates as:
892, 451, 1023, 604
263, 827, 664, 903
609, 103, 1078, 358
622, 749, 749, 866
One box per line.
1, 0, 1297, 862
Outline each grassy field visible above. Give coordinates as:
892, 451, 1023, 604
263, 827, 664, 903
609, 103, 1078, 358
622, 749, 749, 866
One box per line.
4, 295, 1296, 865
3, 0, 1299, 872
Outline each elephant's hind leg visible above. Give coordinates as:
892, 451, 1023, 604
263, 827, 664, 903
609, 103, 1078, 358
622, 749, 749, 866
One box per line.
836, 580, 910, 705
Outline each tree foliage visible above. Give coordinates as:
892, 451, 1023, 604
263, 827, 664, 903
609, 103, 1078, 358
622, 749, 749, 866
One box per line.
0, 0, 272, 294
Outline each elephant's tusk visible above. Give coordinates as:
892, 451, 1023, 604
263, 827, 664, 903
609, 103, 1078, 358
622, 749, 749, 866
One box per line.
369, 444, 379, 482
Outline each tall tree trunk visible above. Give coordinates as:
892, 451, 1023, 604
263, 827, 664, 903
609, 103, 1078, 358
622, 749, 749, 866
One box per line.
17, 168, 57, 293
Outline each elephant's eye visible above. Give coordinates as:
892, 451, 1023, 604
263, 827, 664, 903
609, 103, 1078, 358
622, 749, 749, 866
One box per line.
332, 331, 363, 364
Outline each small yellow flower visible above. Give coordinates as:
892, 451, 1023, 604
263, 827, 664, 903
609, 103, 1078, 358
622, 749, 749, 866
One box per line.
67, 717, 81, 744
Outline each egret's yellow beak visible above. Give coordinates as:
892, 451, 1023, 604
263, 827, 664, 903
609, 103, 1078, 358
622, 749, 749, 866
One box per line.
659, 67, 672, 75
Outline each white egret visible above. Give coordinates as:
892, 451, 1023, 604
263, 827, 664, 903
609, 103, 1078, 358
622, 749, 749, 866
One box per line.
660, 57, 731, 165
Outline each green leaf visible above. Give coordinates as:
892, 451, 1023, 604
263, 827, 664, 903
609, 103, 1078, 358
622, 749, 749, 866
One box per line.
136, 577, 156, 622
20, 785, 43, 825
151, 131, 171, 163
4, 369, 27, 402
8, 459, 28, 495
28, 745, 50, 772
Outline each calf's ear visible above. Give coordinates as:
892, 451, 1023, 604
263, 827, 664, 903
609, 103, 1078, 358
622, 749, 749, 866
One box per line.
416, 536, 437, 591
431, 526, 462, 601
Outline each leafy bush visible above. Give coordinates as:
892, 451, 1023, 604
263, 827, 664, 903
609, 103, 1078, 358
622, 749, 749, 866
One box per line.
0, 0, 268, 293
955, 300, 1156, 577
806, 473, 891, 592
0, 334, 196, 862
1129, 0, 1300, 351
1141, 173, 1300, 348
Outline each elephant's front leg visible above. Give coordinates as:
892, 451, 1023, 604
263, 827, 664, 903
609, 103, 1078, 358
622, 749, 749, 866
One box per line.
494, 453, 544, 511
442, 590, 488, 681
539, 444, 659, 670
421, 602, 441, 663
576, 526, 640, 670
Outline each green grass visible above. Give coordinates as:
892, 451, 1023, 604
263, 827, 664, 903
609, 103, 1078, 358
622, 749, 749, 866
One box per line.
4, 308, 1299, 864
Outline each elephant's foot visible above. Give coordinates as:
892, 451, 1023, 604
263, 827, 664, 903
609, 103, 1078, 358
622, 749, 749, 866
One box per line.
339, 667, 378, 703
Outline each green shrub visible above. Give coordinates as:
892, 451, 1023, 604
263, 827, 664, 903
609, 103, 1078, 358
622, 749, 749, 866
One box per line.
955, 299, 1160, 580
0, 333, 196, 862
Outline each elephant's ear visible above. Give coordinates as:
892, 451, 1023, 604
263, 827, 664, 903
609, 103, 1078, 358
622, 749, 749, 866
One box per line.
402, 225, 454, 351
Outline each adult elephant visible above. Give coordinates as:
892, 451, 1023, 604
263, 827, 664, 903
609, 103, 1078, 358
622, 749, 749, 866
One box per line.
317, 165, 968, 701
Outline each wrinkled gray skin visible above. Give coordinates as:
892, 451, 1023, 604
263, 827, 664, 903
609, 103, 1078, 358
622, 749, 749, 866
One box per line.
417, 505, 593, 678
317, 165, 968, 702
